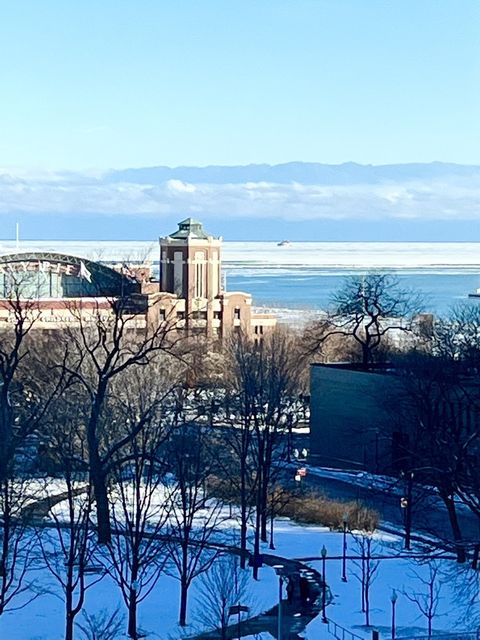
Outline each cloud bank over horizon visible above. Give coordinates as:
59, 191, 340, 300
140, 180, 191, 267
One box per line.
1, 162, 480, 240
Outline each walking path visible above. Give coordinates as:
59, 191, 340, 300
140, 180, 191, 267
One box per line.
22, 486, 333, 639
189, 550, 330, 640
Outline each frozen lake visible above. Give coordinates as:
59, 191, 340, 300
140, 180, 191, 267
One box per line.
2, 240, 480, 313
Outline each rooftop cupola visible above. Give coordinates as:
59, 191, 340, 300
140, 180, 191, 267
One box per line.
169, 218, 212, 240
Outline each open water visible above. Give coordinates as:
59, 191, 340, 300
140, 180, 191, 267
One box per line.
1, 240, 480, 315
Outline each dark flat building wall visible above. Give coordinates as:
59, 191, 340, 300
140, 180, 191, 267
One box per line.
309, 364, 398, 472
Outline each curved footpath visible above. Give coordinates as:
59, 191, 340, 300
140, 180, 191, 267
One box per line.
22, 488, 330, 639
189, 551, 330, 640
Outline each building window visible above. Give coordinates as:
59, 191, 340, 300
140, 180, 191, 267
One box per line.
173, 252, 183, 296
177, 311, 185, 320
195, 251, 205, 298
159, 309, 166, 321
234, 307, 241, 320
213, 311, 221, 320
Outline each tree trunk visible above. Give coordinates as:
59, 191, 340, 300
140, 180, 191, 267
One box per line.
240, 516, 247, 570
179, 580, 188, 627
0, 480, 10, 615
404, 474, 413, 550
179, 541, 189, 627
443, 493, 466, 563
260, 497, 268, 543
87, 388, 111, 544
239, 455, 248, 570
260, 462, 270, 543
365, 583, 370, 626
0, 388, 13, 482
65, 583, 74, 640
260, 516, 268, 542
472, 543, 480, 570
65, 611, 74, 640
90, 467, 111, 544
252, 501, 261, 581
361, 343, 370, 368
361, 556, 365, 612
128, 588, 137, 639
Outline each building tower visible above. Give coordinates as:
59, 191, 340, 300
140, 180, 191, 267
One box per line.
159, 218, 222, 332
159, 218, 276, 338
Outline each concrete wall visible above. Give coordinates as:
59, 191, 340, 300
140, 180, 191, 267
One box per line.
309, 364, 399, 472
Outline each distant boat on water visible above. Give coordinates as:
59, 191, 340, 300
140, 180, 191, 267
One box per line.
277, 240, 291, 247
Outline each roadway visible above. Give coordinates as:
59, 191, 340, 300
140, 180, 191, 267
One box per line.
282, 467, 480, 552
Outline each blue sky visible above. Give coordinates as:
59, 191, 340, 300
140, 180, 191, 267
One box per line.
1, 0, 479, 170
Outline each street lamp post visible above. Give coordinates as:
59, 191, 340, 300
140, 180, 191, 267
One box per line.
273, 564, 284, 640
400, 471, 414, 550
341, 513, 348, 582
321, 545, 328, 624
269, 491, 275, 550
391, 589, 398, 640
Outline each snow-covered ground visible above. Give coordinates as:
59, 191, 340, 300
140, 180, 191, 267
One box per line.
267, 521, 478, 638
1, 485, 478, 638
0, 535, 277, 639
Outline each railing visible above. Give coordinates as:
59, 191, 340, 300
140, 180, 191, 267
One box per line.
398, 633, 480, 640
326, 620, 480, 640
327, 619, 365, 640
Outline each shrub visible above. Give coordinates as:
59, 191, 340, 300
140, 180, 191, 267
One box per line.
278, 491, 379, 532
206, 475, 379, 532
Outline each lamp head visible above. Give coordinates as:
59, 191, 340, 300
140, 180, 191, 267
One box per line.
391, 589, 398, 603
321, 545, 327, 558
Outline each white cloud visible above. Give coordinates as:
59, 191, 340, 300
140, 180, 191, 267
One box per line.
0, 169, 479, 222
166, 179, 196, 194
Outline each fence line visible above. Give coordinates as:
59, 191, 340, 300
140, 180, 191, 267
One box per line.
327, 619, 365, 640
398, 633, 480, 640
327, 623, 480, 640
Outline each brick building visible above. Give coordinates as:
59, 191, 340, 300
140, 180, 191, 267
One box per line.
0, 218, 276, 339
157, 218, 277, 338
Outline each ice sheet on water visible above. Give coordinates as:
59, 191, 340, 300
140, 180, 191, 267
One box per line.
3, 240, 480, 270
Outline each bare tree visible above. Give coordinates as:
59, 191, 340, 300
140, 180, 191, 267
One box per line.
432, 304, 480, 370
105, 377, 174, 640
0, 281, 64, 617
0, 476, 40, 617
226, 330, 305, 578
0, 276, 65, 480
58, 297, 184, 543
195, 553, 250, 640
37, 479, 98, 640
165, 421, 225, 627
77, 608, 125, 640
305, 273, 422, 367
352, 533, 379, 627
36, 401, 101, 640
389, 351, 477, 563
404, 561, 442, 637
